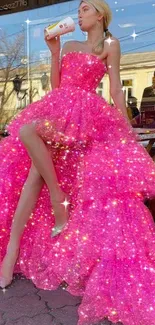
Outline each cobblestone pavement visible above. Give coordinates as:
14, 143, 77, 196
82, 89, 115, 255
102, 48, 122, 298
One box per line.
0, 274, 123, 325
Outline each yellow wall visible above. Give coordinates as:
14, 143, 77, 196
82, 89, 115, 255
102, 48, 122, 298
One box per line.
1, 57, 155, 128
100, 66, 155, 108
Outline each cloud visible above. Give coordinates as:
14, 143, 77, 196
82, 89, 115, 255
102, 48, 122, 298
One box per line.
118, 23, 136, 28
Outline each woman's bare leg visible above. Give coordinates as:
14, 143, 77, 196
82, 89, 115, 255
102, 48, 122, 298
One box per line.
19, 124, 70, 228
10, 164, 44, 247
0, 164, 44, 286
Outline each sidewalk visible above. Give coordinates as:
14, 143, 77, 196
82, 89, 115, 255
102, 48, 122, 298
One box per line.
0, 274, 122, 325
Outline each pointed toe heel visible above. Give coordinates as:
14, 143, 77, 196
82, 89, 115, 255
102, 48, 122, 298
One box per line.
0, 276, 13, 289
51, 193, 71, 238
0, 245, 20, 289
51, 222, 67, 238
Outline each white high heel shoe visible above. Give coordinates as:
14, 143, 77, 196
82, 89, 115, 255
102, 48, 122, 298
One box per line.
0, 245, 19, 289
0, 275, 13, 289
51, 194, 70, 238
51, 222, 68, 238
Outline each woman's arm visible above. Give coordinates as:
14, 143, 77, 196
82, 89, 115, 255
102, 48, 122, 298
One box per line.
49, 40, 74, 89
51, 52, 60, 89
44, 34, 61, 89
105, 38, 130, 122
51, 41, 78, 89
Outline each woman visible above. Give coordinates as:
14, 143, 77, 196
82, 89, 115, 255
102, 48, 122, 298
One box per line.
0, 1, 155, 324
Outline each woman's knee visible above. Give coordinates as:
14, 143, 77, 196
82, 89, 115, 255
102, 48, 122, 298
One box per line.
19, 124, 36, 142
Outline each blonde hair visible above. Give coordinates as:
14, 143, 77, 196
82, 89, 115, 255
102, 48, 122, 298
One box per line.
80, 0, 113, 54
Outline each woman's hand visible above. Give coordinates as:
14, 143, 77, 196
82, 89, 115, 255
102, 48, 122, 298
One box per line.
44, 30, 60, 56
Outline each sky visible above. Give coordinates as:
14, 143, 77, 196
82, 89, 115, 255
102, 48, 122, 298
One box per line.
0, 0, 155, 61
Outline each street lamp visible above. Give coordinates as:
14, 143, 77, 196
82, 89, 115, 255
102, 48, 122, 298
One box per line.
13, 75, 22, 94
13, 75, 27, 101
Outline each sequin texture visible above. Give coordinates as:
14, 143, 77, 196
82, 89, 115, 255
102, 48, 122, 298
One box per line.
0, 52, 155, 325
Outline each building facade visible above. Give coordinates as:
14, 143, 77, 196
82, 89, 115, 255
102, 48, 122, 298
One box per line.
1, 51, 155, 129
102, 51, 155, 109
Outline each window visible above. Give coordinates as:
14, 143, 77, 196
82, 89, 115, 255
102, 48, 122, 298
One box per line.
122, 79, 133, 102
97, 81, 104, 97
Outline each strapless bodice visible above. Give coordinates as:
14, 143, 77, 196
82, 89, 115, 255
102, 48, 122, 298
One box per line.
60, 51, 107, 93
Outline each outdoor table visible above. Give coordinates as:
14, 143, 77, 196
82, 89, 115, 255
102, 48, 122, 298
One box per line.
135, 128, 155, 159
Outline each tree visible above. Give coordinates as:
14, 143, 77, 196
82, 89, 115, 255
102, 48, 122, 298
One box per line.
0, 30, 25, 111
0, 30, 40, 129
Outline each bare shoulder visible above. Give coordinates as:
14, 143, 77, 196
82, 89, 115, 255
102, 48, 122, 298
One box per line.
104, 36, 121, 54
61, 40, 82, 56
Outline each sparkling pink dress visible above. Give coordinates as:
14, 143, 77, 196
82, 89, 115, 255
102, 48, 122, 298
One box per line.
0, 52, 155, 325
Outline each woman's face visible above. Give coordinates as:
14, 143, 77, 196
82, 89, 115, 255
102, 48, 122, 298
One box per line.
78, 1, 101, 32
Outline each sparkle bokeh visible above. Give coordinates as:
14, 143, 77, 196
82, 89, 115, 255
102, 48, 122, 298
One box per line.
0, 52, 155, 325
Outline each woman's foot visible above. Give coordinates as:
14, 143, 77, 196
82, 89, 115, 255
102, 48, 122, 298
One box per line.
0, 243, 19, 289
51, 222, 68, 238
51, 192, 70, 237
